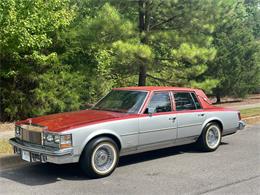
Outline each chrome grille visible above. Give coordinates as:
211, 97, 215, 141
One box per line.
22, 130, 42, 144
20, 124, 43, 145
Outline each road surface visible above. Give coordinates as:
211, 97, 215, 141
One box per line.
0, 125, 259, 195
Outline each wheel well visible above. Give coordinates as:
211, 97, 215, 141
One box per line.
209, 120, 223, 132
87, 134, 122, 151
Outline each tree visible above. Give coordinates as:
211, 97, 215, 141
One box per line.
113, 0, 219, 89
63, 0, 219, 97
206, 0, 260, 102
0, 0, 80, 120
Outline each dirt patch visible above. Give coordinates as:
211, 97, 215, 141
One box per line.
0, 122, 14, 132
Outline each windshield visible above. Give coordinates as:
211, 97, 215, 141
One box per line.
92, 90, 147, 113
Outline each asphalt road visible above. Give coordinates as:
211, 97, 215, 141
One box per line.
0, 125, 259, 195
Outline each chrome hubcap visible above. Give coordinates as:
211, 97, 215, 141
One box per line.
93, 144, 115, 173
206, 126, 220, 148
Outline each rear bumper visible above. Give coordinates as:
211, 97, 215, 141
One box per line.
9, 138, 79, 164
238, 120, 246, 130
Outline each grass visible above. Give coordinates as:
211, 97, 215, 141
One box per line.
0, 139, 13, 156
240, 107, 260, 118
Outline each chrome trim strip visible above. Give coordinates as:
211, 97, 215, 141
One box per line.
120, 132, 139, 136
9, 138, 73, 156
178, 123, 202, 128
139, 127, 177, 134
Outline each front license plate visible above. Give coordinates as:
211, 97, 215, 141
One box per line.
21, 150, 31, 162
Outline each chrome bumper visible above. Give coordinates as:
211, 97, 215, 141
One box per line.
9, 138, 79, 164
238, 120, 246, 130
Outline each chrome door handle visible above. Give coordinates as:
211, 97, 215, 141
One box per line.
169, 117, 176, 121
198, 113, 205, 117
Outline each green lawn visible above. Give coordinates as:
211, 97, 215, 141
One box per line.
240, 107, 260, 118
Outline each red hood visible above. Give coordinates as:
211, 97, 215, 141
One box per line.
16, 110, 128, 132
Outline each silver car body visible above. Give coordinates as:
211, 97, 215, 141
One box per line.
9, 87, 245, 164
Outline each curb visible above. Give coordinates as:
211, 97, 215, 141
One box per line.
0, 154, 27, 170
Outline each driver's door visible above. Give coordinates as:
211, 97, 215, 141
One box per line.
138, 91, 177, 148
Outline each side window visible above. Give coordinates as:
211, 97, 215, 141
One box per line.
145, 92, 172, 113
191, 92, 202, 109
174, 92, 196, 111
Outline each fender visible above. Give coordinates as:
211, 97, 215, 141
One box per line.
80, 129, 123, 154
201, 117, 224, 134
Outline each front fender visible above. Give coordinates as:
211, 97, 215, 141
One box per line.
80, 129, 122, 154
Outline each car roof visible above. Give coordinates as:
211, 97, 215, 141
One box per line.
113, 86, 197, 92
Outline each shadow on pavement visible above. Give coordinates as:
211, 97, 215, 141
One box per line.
0, 142, 228, 186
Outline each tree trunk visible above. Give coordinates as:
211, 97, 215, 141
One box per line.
216, 93, 221, 103
138, 64, 147, 86
138, 0, 149, 86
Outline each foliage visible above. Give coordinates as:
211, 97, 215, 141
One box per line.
206, 0, 260, 102
0, 0, 79, 120
0, 0, 259, 120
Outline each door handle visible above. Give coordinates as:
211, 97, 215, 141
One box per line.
169, 117, 176, 121
198, 113, 205, 117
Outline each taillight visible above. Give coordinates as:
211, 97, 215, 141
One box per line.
238, 112, 241, 120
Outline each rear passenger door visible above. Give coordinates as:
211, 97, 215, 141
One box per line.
173, 92, 206, 139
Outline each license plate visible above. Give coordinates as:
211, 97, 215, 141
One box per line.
21, 150, 31, 162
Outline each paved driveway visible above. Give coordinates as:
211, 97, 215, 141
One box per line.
0, 125, 259, 195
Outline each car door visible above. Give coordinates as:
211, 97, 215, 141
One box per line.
138, 91, 177, 148
173, 92, 206, 140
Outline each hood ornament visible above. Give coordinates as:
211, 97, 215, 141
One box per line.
28, 118, 32, 125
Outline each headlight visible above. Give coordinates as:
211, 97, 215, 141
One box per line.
54, 135, 60, 144
43, 132, 72, 149
46, 134, 54, 142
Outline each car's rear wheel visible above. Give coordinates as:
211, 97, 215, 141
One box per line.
80, 137, 119, 178
198, 122, 222, 152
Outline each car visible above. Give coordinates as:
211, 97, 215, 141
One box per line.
9, 86, 245, 178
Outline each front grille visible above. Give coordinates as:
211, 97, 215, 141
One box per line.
20, 124, 43, 145
22, 129, 42, 145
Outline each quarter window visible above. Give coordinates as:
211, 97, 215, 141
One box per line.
145, 92, 172, 113
174, 92, 196, 111
191, 92, 202, 109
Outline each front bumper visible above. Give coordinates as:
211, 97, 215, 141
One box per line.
9, 138, 79, 164
238, 120, 246, 130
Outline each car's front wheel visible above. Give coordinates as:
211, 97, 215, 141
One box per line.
198, 122, 222, 152
80, 137, 119, 178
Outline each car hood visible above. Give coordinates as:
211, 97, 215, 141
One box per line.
16, 110, 128, 132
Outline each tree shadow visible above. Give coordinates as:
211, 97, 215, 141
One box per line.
0, 142, 229, 186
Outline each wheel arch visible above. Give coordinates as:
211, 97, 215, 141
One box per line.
201, 117, 224, 133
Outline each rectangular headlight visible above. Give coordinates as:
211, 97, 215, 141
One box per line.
43, 132, 72, 149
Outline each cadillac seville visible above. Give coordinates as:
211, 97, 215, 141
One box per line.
9, 86, 245, 178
